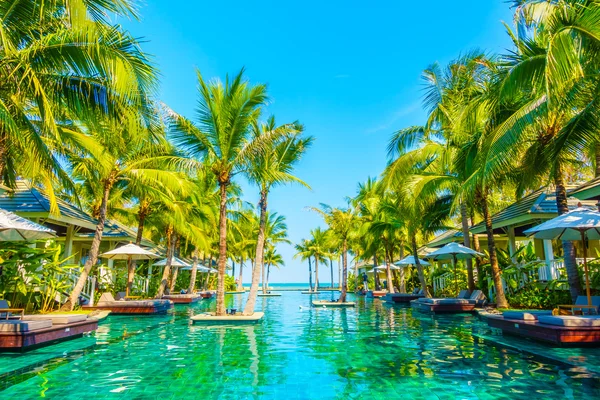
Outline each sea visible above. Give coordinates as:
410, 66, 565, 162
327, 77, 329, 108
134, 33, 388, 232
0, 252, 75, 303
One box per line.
241, 282, 339, 291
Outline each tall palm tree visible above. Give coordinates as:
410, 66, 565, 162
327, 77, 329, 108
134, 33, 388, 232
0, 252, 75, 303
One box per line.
311, 205, 358, 302
294, 239, 314, 292
0, 0, 156, 209
61, 113, 189, 310
483, 2, 600, 301
244, 120, 311, 313
170, 68, 293, 316
263, 247, 284, 291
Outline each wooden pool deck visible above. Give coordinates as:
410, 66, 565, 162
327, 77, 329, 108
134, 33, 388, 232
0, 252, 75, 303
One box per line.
0, 319, 98, 352
487, 315, 600, 346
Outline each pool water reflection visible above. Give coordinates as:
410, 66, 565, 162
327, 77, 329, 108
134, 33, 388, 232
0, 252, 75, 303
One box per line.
1, 292, 599, 399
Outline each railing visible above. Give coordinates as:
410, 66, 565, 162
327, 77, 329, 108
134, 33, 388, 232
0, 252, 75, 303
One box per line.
61, 273, 96, 306
133, 275, 149, 294
433, 272, 454, 293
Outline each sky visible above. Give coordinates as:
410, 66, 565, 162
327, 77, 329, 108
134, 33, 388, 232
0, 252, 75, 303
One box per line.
122, 1, 515, 283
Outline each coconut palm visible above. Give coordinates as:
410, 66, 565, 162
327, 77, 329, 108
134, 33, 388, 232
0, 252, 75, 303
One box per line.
311, 205, 358, 302
483, 2, 600, 301
170, 69, 304, 316
0, 0, 156, 209
61, 113, 189, 310
294, 239, 315, 292
263, 247, 284, 291
244, 119, 312, 313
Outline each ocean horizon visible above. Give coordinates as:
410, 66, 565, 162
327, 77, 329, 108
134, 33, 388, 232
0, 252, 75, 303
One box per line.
241, 282, 339, 289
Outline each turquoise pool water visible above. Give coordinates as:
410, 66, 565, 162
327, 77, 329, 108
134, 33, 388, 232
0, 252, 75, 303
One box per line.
1, 292, 599, 399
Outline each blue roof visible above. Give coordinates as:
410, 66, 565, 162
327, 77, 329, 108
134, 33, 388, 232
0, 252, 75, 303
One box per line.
0, 181, 97, 229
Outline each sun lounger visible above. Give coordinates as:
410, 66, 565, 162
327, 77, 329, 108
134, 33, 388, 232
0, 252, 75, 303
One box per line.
502, 310, 553, 321
384, 288, 426, 304
0, 300, 24, 320
488, 312, 600, 345
23, 314, 88, 324
537, 315, 600, 327
411, 289, 483, 313
0, 319, 52, 332
557, 296, 600, 315
162, 294, 201, 304
83, 293, 173, 314
0, 315, 98, 351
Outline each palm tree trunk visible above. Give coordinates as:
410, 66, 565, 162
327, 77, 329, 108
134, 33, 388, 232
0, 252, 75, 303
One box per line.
216, 181, 229, 316
62, 179, 112, 311
308, 257, 313, 292
385, 243, 395, 294
266, 263, 271, 289
339, 240, 348, 302
555, 170, 582, 302
330, 258, 334, 290
398, 244, 406, 293
156, 227, 174, 298
261, 257, 267, 294
188, 249, 199, 293
471, 215, 483, 286
169, 266, 179, 292
411, 234, 430, 297
314, 257, 319, 290
243, 189, 268, 315
127, 202, 149, 296
596, 143, 600, 178
460, 202, 475, 292
238, 256, 244, 291
373, 255, 381, 290
338, 255, 342, 290
481, 189, 509, 308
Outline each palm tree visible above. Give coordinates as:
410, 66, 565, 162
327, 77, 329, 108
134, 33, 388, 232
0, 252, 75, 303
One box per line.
61, 114, 188, 310
244, 121, 311, 313
311, 205, 358, 302
263, 248, 284, 291
483, 2, 600, 301
294, 240, 314, 292
307, 227, 329, 291
170, 68, 294, 316
0, 0, 156, 209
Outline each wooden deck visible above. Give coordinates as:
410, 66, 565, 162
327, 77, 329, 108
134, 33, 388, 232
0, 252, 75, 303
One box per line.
199, 292, 215, 299
0, 319, 98, 352
487, 316, 600, 345
411, 300, 475, 314
84, 301, 173, 315
384, 293, 423, 304
367, 290, 387, 298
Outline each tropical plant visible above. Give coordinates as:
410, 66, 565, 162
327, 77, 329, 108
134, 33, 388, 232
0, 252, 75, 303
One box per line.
244, 118, 311, 313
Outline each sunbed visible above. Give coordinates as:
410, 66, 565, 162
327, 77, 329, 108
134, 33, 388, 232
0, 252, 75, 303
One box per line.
411, 290, 486, 313
0, 300, 24, 320
556, 296, 600, 315
83, 292, 173, 314
384, 288, 426, 304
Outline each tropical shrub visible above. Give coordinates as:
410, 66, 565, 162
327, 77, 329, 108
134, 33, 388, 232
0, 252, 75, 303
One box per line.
506, 283, 572, 310
0, 242, 72, 312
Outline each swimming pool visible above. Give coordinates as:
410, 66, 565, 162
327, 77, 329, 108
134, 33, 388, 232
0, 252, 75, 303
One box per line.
1, 292, 599, 399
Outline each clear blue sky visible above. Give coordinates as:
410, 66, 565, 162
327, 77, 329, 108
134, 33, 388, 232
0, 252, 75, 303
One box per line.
123, 1, 514, 283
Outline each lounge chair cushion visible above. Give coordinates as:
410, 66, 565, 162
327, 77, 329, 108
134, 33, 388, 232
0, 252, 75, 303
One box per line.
0, 319, 52, 332
419, 298, 471, 305
538, 315, 600, 327
162, 294, 199, 299
457, 290, 471, 299
97, 299, 171, 307
503, 311, 553, 321
23, 314, 87, 324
